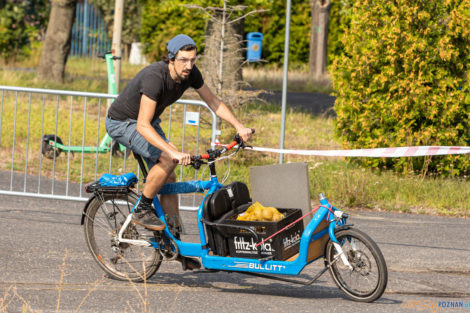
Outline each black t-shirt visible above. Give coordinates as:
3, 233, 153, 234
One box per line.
108, 61, 204, 121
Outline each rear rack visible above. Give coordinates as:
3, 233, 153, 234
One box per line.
85, 181, 133, 194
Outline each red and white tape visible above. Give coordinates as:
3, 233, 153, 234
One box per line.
216, 143, 470, 158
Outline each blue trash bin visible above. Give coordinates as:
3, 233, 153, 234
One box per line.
246, 32, 263, 62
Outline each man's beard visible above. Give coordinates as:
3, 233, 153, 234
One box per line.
175, 70, 190, 82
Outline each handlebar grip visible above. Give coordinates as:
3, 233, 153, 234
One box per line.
174, 155, 208, 165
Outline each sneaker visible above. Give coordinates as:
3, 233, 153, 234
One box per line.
131, 202, 165, 231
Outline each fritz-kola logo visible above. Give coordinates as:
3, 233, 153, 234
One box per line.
234, 236, 275, 252
282, 232, 301, 249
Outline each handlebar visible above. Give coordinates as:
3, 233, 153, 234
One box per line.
97, 51, 122, 60
173, 129, 255, 169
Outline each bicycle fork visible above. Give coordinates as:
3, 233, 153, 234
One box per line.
332, 242, 353, 270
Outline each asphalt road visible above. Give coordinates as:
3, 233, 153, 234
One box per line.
256, 90, 336, 116
1, 193, 469, 313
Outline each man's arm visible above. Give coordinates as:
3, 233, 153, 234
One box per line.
196, 84, 252, 142
136, 94, 191, 165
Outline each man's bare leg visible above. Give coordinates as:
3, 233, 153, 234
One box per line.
131, 156, 174, 231
141, 151, 200, 269
141, 149, 180, 230
159, 172, 181, 232
142, 149, 175, 195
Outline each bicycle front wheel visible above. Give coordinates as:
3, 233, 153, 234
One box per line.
326, 228, 387, 302
83, 193, 162, 282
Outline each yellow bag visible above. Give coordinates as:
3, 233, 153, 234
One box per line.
236, 201, 285, 222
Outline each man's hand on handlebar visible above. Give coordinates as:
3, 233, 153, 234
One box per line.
173, 130, 255, 167
170, 150, 192, 166
236, 127, 254, 143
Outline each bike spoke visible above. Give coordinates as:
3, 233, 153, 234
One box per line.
84, 211, 113, 232
327, 229, 387, 302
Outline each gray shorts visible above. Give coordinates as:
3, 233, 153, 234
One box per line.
105, 117, 168, 169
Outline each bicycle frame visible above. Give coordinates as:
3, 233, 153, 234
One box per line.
120, 174, 348, 277
84, 133, 387, 302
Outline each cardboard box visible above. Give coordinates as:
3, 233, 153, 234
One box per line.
220, 208, 304, 260
286, 220, 329, 262
307, 220, 329, 262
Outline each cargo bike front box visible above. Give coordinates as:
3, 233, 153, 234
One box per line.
221, 208, 304, 260
202, 181, 304, 261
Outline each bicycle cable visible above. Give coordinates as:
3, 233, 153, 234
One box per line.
221, 158, 231, 184
198, 148, 238, 183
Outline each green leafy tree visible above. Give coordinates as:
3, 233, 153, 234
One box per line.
244, 0, 310, 65
90, 0, 143, 57
0, 0, 49, 60
140, 0, 314, 66
140, 0, 208, 61
331, 0, 470, 175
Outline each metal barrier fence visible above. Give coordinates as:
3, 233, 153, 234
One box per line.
0, 86, 218, 210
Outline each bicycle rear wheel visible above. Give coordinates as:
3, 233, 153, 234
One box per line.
83, 193, 162, 282
325, 228, 387, 302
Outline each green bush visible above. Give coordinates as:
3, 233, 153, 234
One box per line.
0, 0, 48, 60
327, 0, 353, 64
331, 0, 470, 176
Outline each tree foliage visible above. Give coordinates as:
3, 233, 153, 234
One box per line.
0, 0, 49, 60
140, 0, 208, 61
89, 0, 143, 46
139, 0, 313, 65
242, 0, 311, 65
331, 0, 470, 176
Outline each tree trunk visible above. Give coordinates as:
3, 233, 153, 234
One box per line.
202, 10, 244, 98
309, 0, 331, 81
38, 0, 77, 82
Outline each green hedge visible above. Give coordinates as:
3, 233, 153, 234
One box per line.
331, 0, 470, 176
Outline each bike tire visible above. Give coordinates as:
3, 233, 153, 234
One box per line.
325, 228, 387, 302
83, 192, 162, 282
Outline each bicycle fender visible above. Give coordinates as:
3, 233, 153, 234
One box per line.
334, 224, 354, 233
80, 195, 97, 225
328, 222, 355, 243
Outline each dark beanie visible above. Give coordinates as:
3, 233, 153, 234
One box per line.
166, 34, 196, 59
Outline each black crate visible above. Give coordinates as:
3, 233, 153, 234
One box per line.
220, 208, 304, 260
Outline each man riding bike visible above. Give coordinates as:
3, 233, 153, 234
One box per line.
105, 34, 252, 269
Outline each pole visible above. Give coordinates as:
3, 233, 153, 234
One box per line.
279, 0, 291, 164
111, 0, 124, 96
83, 0, 88, 56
